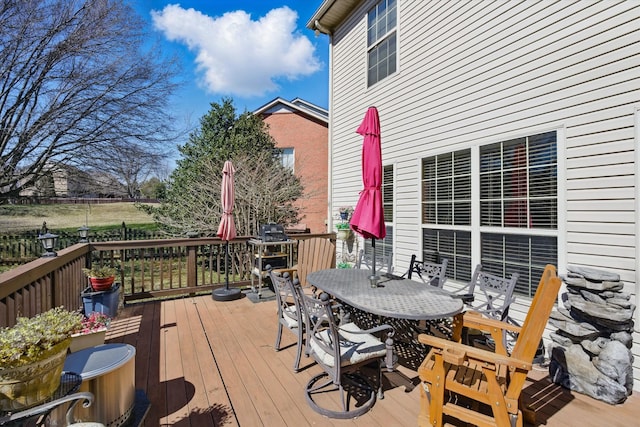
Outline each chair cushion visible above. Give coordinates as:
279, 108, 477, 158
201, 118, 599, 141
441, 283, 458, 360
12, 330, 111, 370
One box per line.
309, 322, 386, 367
282, 306, 299, 328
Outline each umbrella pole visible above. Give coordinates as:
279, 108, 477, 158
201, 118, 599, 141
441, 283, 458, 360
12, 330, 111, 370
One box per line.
225, 240, 230, 290
212, 240, 242, 301
369, 239, 380, 286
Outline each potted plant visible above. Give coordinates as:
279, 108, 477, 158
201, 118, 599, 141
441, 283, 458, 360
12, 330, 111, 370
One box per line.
82, 265, 116, 291
0, 307, 83, 411
336, 222, 352, 240
69, 312, 111, 353
338, 206, 353, 221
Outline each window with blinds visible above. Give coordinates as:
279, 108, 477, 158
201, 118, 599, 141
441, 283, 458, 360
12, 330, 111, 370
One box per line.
421, 132, 558, 297
422, 149, 471, 226
367, 0, 397, 87
480, 132, 557, 228
423, 228, 472, 282
383, 164, 393, 222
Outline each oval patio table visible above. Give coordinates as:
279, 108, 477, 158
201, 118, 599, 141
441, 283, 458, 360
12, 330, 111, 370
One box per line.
306, 268, 464, 320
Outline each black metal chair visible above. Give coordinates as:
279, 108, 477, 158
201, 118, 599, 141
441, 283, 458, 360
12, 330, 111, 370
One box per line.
298, 291, 395, 419
405, 255, 448, 287
0, 391, 101, 427
356, 249, 393, 274
457, 264, 519, 321
455, 264, 519, 351
268, 268, 305, 372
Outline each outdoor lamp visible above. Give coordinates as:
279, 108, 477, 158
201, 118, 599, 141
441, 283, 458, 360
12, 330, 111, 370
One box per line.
77, 225, 90, 243
38, 232, 59, 257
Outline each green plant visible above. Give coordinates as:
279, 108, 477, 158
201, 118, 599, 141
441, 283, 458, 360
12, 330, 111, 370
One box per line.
337, 262, 351, 269
82, 265, 116, 278
0, 307, 83, 368
336, 222, 351, 230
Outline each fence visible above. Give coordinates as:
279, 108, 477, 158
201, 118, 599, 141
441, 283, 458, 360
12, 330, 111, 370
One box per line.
0, 223, 166, 266
0, 233, 337, 327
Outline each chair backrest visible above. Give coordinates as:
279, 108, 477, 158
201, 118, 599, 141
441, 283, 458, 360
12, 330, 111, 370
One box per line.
356, 249, 393, 274
268, 269, 302, 329
297, 291, 341, 378
406, 254, 448, 287
510, 265, 561, 363
296, 238, 336, 287
466, 264, 519, 320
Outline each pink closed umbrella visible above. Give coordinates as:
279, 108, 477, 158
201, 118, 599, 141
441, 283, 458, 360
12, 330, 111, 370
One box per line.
350, 107, 385, 281
213, 160, 241, 301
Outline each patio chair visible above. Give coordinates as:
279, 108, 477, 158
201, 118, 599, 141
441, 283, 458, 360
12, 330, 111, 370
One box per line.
268, 268, 304, 372
298, 290, 395, 419
276, 237, 336, 292
457, 264, 519, 322
405, 254, 448, 287
451, 265, 519, 350
356, 249, 393, 274
416, 264, 561, 427
0, 391, 104, 427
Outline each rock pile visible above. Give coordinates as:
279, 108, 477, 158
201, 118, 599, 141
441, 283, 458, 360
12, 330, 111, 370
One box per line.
548, 265, 635, 404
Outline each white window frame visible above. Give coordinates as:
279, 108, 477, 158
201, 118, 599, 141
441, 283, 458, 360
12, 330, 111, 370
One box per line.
421, 129, 564, 297
366, 0, 398, 87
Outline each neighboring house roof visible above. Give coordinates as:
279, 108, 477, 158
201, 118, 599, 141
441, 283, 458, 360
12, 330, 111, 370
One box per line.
306, 0, 361, 34
253, 97, 328, 123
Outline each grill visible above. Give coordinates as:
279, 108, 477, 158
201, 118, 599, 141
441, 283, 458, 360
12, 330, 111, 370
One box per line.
259, 223, 288, 242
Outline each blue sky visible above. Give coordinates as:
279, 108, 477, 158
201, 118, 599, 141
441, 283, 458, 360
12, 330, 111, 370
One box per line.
131, 1, 329, 129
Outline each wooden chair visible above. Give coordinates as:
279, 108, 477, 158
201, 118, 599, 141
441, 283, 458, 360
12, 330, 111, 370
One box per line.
277, 237, 336, 291
355, 248, 393, 274
417, 264, 562, 427
298, 291, 395, 419
406, 254, 448, 287
268, 268, 304, 372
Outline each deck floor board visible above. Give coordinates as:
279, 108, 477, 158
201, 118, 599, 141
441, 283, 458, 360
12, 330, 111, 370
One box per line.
105, 294, 640, 426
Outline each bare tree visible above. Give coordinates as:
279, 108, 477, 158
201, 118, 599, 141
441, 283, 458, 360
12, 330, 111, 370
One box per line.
0, 0, 180, 201
147, 151, 303, 237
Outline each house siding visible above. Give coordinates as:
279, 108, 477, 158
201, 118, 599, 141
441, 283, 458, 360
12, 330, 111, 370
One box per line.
326, 0, 640, 390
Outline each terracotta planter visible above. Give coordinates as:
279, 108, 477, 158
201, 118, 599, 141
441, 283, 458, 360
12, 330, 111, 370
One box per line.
69, 329, 107, 353
89, 276, 115, 291
0, 338, 70, 411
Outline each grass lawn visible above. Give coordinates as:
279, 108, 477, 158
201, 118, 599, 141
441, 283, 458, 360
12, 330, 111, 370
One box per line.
0, 202, 157, 232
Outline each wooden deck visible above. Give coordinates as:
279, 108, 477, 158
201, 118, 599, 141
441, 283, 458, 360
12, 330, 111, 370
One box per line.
105, 293, 640, 427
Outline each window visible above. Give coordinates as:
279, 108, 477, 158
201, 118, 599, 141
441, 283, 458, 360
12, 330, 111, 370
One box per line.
367, 0, 397, 86
479, 131, 557, 296
421, 149, 472, 281
421, 132, 558, 296
422, 150, 471, 226
276, 148, 294, 171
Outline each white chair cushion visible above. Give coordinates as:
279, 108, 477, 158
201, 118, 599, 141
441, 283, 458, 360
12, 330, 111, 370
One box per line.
282, 306, 299, 328
309, 322, 386, 367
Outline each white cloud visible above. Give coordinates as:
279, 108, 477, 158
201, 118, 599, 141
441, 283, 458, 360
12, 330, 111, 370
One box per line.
151, 5, 321, 97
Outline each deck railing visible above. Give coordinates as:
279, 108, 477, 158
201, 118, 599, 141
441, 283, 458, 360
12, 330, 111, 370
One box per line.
0, 233, 336, 327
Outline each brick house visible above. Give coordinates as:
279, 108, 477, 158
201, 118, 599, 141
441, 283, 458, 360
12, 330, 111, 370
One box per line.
254, 97, 329, 233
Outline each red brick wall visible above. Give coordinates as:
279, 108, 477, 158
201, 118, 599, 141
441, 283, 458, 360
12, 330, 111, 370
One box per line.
261, 112, 328, 233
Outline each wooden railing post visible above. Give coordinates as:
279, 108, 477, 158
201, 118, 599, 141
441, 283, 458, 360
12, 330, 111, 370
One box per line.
187, 244, 197, 291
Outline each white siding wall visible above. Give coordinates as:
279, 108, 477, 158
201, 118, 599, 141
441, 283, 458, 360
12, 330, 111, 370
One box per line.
328, 0, 640, 390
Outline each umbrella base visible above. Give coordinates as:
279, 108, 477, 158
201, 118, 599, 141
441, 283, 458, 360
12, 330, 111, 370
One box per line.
212, 287, 242, 301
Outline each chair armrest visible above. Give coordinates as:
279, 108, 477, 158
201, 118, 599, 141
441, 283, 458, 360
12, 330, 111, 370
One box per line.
0, 392, 95, 425
417, 333, 531, 371
462, 311, 522, 334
